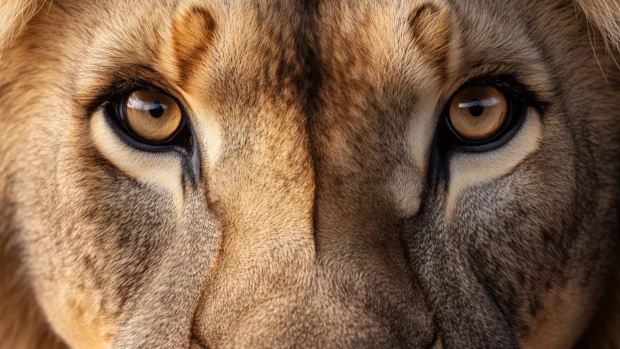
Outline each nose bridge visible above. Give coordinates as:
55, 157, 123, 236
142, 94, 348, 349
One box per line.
304, 71, 433, 349
192, 1, 435, 346
193, 100, 319, 347
197, 0, 319, 273
196, 115, 434, 348
194, 85, 433, 349
192, 4, 321, 341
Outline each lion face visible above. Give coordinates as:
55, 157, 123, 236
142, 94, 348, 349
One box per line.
0, 0, 618, 348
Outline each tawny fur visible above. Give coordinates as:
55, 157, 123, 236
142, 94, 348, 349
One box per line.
0, 1, 618, 349
1, 1, 618, 57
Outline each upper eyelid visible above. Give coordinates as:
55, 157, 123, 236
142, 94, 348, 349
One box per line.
92, 80, 193, 122
89, 73, 546, 124
101, 93, 194, 153
82, 64, 178, 116
443, 74, 547, 116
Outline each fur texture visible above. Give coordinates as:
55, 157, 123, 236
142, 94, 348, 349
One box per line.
1, 2, 618, 51
0, 0, 46, 54
0, 0, 618, 348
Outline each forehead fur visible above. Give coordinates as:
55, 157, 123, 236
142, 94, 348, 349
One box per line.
1, 0, 619, 52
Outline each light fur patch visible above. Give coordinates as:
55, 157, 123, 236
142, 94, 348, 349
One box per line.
521, 282, 597, 349
178, 93, 224, 170
389, 162, 423, 218
37, 282, 114, 349
396, 90, 443, 218
407, 90, 444, 176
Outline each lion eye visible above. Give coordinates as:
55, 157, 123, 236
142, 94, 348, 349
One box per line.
122, 90, 182, 142
448, 86, 508, 142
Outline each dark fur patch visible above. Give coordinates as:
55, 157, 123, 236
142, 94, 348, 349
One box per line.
172, 8, 217, 83
408, 4, 452, 80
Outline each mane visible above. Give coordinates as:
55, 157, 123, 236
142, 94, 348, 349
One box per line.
576, 0, 620, 52
0, 0, 47, 55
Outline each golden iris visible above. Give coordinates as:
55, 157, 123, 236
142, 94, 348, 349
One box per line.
449, 86, 508, 142
123, 90, 182, 142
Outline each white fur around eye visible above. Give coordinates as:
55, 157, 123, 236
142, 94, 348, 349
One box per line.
90, 111, 185, 209
445, 109, 543, 222
179, 94, 223, 170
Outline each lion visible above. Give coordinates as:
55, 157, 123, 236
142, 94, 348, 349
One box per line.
0, 0, 618, 348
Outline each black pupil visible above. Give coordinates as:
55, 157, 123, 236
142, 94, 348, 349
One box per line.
149, 102, 165, 118
468, 100, 484, 117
